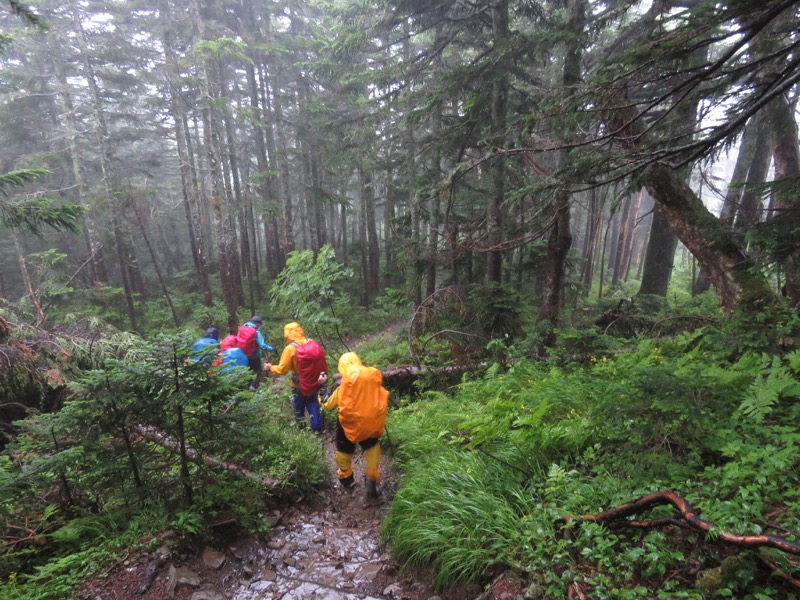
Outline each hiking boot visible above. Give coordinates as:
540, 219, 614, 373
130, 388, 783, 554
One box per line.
339, 474, 356, 489
365, 479, 380, 499
248, 384, 258, 392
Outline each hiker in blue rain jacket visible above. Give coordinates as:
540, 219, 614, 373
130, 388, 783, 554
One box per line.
192, 327, 219, 364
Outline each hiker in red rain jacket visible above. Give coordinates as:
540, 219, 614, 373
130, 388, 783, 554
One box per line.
236, 316, 275, 391
264, 322, 327, 432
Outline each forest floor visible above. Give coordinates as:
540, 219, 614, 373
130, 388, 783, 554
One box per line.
77, 427, 525, 600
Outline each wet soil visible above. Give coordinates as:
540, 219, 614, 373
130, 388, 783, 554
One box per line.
78, 429, 486, 600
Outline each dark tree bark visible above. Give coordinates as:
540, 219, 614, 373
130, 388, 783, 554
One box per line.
637, 208, 679, 297
363, 167, 380, 301
536, 0, 584, 342
765, 91, 800, 305
486, 0, 509, 285
734, 122, 771, 231
720, 116, 764, 224
642, 163, 773, 310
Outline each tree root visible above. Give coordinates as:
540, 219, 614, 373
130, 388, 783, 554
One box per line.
558, 490, 800, 590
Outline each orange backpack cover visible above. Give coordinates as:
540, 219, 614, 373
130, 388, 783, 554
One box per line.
336, 353, 388, 443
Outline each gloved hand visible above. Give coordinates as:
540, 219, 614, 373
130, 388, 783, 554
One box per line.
264, 344, 275, 353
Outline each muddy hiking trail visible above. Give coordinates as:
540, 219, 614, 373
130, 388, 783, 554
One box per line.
79, 428, 492, 600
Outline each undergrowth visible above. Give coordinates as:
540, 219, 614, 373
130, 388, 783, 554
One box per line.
383, 319, 800, 599
0, 333, 328, 599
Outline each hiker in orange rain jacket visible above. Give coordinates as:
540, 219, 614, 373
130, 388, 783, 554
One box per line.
264, 322, 327, 432
319, 352, 388, 499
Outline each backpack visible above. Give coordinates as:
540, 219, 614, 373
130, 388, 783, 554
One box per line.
236, 325, 258, 357
338, 366, 388, 443
291, 339, 328, 396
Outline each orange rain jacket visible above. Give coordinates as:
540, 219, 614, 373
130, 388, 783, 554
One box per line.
321, 352, 388, 443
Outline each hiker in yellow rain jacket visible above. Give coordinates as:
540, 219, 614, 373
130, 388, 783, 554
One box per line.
319, 352, 388, 499
264, 322, 326, 432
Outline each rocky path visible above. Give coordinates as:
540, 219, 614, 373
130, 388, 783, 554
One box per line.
80, 429, 480, 600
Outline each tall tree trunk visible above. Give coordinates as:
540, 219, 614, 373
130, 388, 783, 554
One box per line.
612, 194, 632, 287
51, 48, 108, 286
487, 0, 509, 285
158, 0, 213, 307
637, 208, 679, 296
190, 0, 239, 331
765, 91, 800, 305
734, 122, 771, 231
68, 0, 140, 323
271, 67, 296, 261
363, 167, 380, 301
426, 101, 442, 298
720, 116, 764, 224
403, 20, 423, 334
620, 188, 644, 281
536, 0, 584, 342
132, 192, 180, 327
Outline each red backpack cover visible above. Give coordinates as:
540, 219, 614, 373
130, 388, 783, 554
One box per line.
236, 325, 258, 357
292, 339, 328, 396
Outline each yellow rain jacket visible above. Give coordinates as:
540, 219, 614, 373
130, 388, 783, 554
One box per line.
268, 322, 307, 385
321, 352, 388, 443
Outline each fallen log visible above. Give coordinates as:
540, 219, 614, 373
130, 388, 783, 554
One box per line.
559, 490, 800, 590
134, 425, 279, 490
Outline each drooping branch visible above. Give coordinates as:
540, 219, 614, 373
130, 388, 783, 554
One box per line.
134, 425, 279, 490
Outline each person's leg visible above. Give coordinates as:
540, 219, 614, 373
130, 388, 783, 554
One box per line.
360, 438, 381, 498
335, 419, 357, 488
291, 388, 306, 427
247, 355, 262, 391
307, 393, 323, 432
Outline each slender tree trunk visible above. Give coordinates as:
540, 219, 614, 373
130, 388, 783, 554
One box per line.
720, 116, 764, 224
51, 48, 108, 286
487, 0, 509, 285
612, 194, 632, 287
189, 0, 239, 330
363, 167, 380, 300
68, 0, 142, 323
426, 102, 442, 298
734, 123, 771, 231
271, 68, 296, 261
620, 188, 643, 281
131, 193, 180, 327
536, 0, 584, 342
403, 20, 422, 333
158, 0, 213, 306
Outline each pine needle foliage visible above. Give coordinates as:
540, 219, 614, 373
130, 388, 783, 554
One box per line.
0, 170, 83, 236
1, 332, 329, 595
